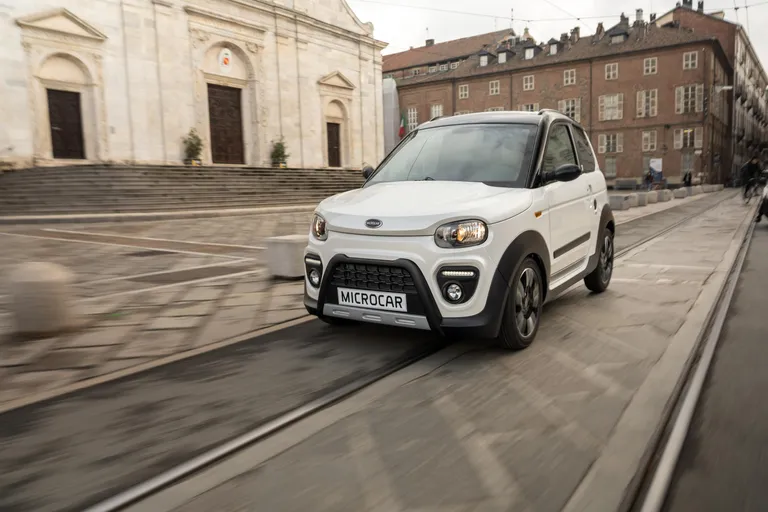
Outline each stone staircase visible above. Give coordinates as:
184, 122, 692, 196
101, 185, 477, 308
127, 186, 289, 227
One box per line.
0, 166, 365, 215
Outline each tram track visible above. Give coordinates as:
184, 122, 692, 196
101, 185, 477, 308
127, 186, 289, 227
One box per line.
79, 191, 743, 512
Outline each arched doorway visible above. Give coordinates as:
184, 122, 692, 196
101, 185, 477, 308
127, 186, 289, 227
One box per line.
201, 43, 252, 165
37, 54, 94, 160
325, 100, 347, 168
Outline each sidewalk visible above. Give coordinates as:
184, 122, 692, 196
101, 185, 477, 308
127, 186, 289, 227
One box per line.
133, 192, 755, 512
0, 191, 719, 411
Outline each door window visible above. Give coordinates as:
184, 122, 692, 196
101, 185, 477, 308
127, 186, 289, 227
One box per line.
542, 124, 577, 175
571, 127, 596, 172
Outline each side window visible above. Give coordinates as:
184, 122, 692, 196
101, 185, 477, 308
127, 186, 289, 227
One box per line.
542, 124, 577, 175
571, 127, 597, 173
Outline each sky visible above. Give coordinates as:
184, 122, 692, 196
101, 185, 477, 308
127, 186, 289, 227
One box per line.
347, 0, 768, 67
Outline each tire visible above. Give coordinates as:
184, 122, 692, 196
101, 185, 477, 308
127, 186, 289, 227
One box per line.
497, 257, 543, 350
584, 228, 614, 293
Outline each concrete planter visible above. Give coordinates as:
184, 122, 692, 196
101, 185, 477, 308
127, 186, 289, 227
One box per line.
658, 190, 674, 202
609, 195, 632, 211
674, 188, 688, 199
265, 234, 307, 279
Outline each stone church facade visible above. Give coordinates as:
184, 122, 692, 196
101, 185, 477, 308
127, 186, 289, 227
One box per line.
0, 0, 386, 169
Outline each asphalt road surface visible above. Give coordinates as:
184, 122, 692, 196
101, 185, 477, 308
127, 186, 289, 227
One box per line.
664, 219, 768, 512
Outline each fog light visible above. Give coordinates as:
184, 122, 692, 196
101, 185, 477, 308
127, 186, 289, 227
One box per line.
308, 268, 321, 287
445, 283, 463, 303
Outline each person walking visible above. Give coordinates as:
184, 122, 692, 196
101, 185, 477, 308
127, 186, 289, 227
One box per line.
741, 156, 762, 199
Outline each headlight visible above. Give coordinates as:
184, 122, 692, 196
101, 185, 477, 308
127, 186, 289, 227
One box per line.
311, 214, 328, 241
434, 220, 488, 248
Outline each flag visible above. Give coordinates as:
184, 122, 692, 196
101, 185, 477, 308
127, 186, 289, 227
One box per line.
399, 111, 407, 138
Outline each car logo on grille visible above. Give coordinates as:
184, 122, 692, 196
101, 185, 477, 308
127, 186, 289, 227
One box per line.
365, 219, 383, 229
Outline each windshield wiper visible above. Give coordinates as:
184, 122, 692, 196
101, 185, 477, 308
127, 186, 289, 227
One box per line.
420, 176, 435, 181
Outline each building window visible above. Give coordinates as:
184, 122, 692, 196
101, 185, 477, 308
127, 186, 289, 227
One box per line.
681, 152, 695, 176
644, 57, 658, 75
558, 98, 581, 122
564, 69, 576, 86
642, 131, 657, 152
520, 103, 539, 112
454, 111, 471, 115
611, 35, 625, 44
429, 66, 437, 73
411, 68, 421, 76
675, 84, 704, 114
525, 48, 534, 60
489, 80, 500, 95
550, 45, 558, 55
407, 107, 418, 132
430, 104, 443, 118
498, 52, 507, 64
605, 63, 619, 80
683, 51, 698, 70
480, 55, 488, 67
604, 156, 617, 178
486, 107, 505, 112
439, 63, 448, 72
636, 89, 658, 118
674, 127, 703, 149
450, 61, 460, 70
599, 93, 624, 121
598, 133, 623, 153
523, 75, 535, 91
458, 84, 469, 99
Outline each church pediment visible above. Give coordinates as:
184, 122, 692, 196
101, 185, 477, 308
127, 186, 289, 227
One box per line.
318, 71, 355, 90
16, 8, 107, 41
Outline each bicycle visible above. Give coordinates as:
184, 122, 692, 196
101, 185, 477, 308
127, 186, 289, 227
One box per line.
744, 178, 762, 205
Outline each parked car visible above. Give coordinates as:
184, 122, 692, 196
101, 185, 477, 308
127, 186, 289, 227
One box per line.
303, 110, 614, 350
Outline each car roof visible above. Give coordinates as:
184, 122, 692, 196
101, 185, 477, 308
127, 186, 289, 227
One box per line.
419, 110, 576, 130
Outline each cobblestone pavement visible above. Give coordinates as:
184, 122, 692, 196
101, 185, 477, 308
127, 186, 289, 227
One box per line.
135, 193, 754, 512
0, 192, 719, 410
0, 191, 744, 512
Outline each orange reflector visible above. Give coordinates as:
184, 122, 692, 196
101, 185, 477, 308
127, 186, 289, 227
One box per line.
534, 211, 542, 218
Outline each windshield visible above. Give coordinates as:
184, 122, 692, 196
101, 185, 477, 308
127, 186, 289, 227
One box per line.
366, 123, 538, 187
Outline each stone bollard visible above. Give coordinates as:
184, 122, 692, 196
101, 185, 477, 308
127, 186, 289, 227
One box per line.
8, 262, 81, 337
265, 234, 307, 279
658, 190, 674, 202
714, 184, 724, 192
626, 193, 639, 208
702, 184, 714, 193
635, 192, 648, 207
674, 188, 688, 199
646, 191, 658, 204
609, 195, 631, 211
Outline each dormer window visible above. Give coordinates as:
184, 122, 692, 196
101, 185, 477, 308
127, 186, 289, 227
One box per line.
525, 48, 534, 60
439, 63, 448, 72
480, 55, 488, 67
429, 66, 437, 73
498, 52, 507, 64
611, 34, 625, 44
450, 61, 459, 70
550, 45, 558, 55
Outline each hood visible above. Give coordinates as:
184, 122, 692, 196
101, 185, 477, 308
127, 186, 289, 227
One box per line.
317, 181, 533, 236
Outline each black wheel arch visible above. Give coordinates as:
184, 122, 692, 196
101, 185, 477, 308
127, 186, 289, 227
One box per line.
496, 230, 551, 299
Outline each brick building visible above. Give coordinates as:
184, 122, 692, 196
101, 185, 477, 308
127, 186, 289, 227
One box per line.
383, 11, 733, 185
657, 0, 768, 181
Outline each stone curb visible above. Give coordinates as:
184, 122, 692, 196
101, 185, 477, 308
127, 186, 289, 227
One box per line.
563, 195, 757, 512
0, 204, 319, 225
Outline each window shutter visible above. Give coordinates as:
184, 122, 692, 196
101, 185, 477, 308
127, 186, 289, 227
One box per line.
674, 129, 683, 149
675, 87, 684, 114
598, 134, 607, 154
618, 94, 624, 120
642, 132, 649, 152
696, 84, 704, 112
694, 127, 703, 148
534, 103, 540, 111
651, 90, 658, 117
558, 100, 566, 113
637, 91, 645, 118
599, 95, 605, 121
575, 99, 581, 123
617, 133, 624, 153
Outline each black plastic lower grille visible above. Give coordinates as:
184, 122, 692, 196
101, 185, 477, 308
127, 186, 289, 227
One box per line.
330, 262, 418, 295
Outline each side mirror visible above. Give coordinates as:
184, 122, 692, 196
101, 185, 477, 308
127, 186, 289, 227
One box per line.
362, 166, 375, 179
545, 163, 582, 183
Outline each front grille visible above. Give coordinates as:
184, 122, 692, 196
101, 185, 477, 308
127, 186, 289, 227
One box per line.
330, 262, 418, 294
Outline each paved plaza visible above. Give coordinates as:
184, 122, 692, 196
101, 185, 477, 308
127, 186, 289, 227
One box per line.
0, 192, 724, 410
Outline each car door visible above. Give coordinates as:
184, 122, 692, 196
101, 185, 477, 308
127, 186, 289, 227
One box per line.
570, 125, 605, 248
541, 123, 591, 280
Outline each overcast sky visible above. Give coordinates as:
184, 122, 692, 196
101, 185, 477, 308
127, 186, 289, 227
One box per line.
347, 0, 767, 67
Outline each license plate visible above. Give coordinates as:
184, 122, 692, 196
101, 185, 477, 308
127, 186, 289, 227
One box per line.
337, 288, 407, 312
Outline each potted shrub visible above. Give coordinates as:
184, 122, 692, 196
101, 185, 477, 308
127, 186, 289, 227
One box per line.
270, 139, 289, 168
182, 128, 203, 166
